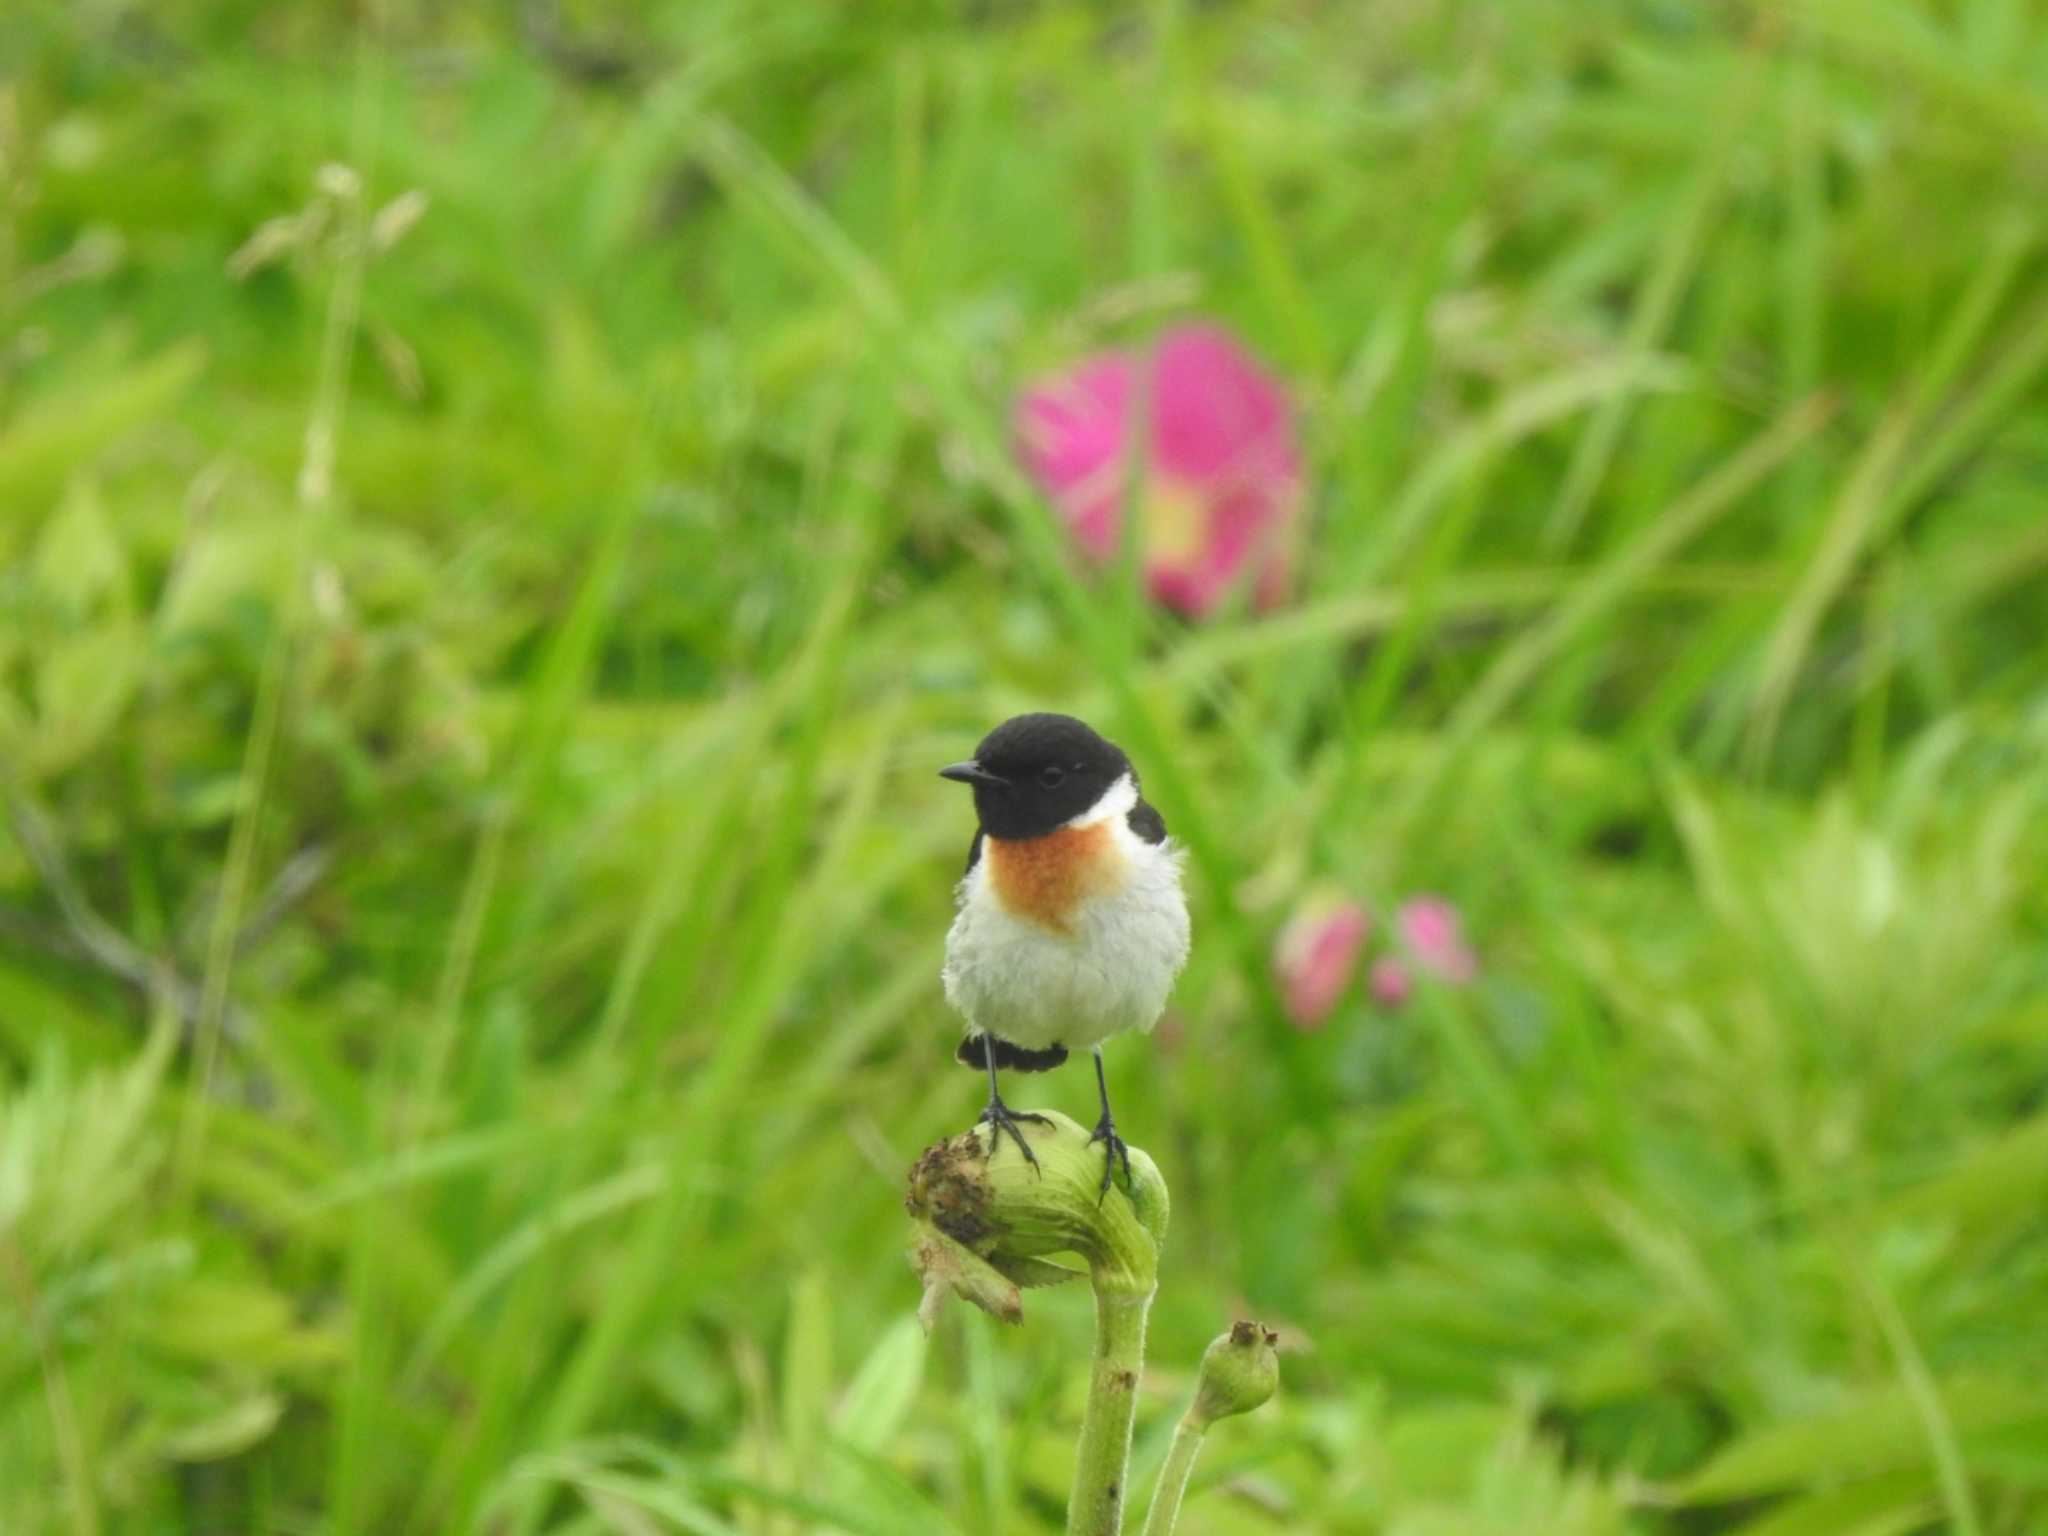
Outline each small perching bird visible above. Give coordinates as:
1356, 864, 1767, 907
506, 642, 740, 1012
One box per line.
939, 713, 1191, 1191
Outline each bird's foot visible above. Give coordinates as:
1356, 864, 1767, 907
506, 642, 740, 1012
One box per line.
979, 1096, 1052, 1174
1088, 1113, 1132, 1198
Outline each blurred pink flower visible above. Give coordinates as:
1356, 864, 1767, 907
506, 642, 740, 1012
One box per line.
1396, 896, 1478, 984
1016, 323, 1302, 619
1368, 956, 1412, 1009
1274, 896, 1370, 1030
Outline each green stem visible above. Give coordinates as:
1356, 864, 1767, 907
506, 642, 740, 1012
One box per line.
1138, 1412, 1208, 1536
1067, 1284, 1153, 1536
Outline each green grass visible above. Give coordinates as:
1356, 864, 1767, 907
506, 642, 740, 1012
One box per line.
4, 2, 2048, 1532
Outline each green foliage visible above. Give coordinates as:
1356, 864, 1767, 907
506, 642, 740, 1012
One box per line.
3, 1, 2048, 1532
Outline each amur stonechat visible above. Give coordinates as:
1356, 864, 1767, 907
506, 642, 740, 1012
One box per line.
939, 713, 1191, 1192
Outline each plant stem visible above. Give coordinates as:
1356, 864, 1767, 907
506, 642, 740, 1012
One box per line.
1067, 1284, 1153, 1536
1138, 1412, 1208, 1536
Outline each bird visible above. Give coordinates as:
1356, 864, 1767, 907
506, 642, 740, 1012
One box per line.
938, 712, 1191, 1192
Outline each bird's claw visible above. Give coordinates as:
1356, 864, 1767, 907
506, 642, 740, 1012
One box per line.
979, 1097, 1052, 1174
1088, 1115, 1132, 1198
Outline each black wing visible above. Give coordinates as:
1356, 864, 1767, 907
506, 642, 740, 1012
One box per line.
1127, 798, 1168, 845
964, 828, 985, 874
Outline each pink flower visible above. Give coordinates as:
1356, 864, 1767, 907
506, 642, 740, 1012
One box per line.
1016, 323, 1302, 619
1368, 956, 1412, 1009
1395, 896, 1478, 984
1274, 897, 1371, 1029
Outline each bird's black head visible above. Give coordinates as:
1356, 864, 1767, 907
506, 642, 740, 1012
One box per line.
940, 713, 1133, 840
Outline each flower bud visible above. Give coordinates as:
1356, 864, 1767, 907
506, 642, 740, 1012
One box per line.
1189, 1321, 1280, 1427
906, 1110, 1166, 1328
1395, 895, 1478, 984
1273, 894, 1371, 1029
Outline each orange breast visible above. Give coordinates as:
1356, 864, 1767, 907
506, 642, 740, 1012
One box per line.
985, 821, 1122, 933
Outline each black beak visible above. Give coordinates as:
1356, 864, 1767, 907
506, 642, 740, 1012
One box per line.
939, 760, 1003, 787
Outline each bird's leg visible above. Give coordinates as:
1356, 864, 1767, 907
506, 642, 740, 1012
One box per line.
978, 1037, 1051, 1173
1087, 1048, 1132, 1197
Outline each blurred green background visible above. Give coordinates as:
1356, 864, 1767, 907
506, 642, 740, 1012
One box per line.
5, 1, 2048, 1532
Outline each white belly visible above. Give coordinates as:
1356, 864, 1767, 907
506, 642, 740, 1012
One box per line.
942, 835, 1190, 1053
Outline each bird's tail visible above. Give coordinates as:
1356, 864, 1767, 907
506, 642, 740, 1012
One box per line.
956, 1034, 1069, 1072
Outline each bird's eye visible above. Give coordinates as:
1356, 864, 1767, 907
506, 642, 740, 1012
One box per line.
1037, 765, 1067, 789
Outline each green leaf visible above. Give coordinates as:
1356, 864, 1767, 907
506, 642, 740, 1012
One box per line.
1729, 1470, 1934, 1536
25, 476, 143, 772
988, 1252, 1085, 1290
781, 1269, 833, 1476
1881, 1116, 2048, 1242
821, 1440, 963, 1536
32, 617, 144, 774
148, 1277, 301, 1368
830, 1315, 925, 1455
1383, 1403, 1519, 1502
32, 475, 130, 615
156, 510, 294, 636
560, 1469, 744, 1536
0, 343, 206, 537
159, 1391, 285, 1462
1674, 1377, 2041, 1503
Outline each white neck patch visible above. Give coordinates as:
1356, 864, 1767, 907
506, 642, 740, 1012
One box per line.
1064, 771, 1137, 830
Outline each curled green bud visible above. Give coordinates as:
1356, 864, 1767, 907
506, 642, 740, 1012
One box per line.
1190, 1320, 1281, 1426
904, 1110, 1164, 1328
